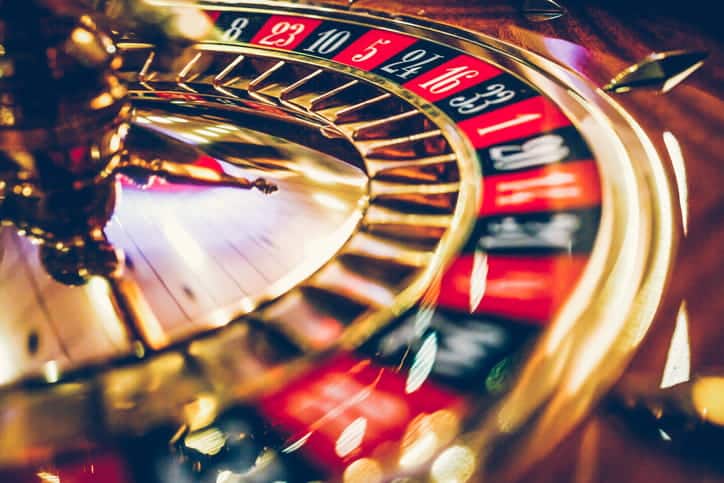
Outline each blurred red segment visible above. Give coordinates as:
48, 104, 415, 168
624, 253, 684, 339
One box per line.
481, 160, 601, 215
438, 254, 589, 323
258, 354, 466, 472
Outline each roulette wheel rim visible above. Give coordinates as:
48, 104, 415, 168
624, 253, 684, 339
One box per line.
0, 1, 677, 480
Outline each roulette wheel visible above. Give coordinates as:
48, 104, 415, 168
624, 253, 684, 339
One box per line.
0, 0, 721, 481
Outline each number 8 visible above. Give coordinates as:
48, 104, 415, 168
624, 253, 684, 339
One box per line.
223, 17, 249, 41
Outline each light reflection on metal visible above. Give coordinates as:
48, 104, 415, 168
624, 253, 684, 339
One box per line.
253, 448, 277, 472
406, 332, 437, 394
430, 444, 476, 483
522, 0, 566, 22
400, 431, 438, 469
663, 131, 689, 235
216, 470, 234, 483
414, 303, 436, 338
343, 458, 383, 483
604, 50, 707, 94
469, 249, 488, 312
168, 5, 215, 40
184, 426, 227, 456
658, 428, 672, 441
42, 360, 60, 383
90, 92, 116, 110
0, 342, 14, 386
281, 432, 312, 454
179, 131, 208, 144
183, 394, 218, 431
335, 416, 367, 457
660, 301, 691, 389
87, 277, 127, 344
414, 271, 442, 338
146, 115, 174, 125
194, 128, 222, 138
399, 410, 460, 470
542, 36, 591, 76
564, 299, 635, 393
71, 27, 94, 45
692, 377, 724, 426
36, 472, 60, 483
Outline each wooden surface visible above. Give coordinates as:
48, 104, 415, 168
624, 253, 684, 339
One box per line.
328, 0, 724, 480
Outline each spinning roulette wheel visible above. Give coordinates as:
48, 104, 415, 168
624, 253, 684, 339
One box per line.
0, 0, 721, 481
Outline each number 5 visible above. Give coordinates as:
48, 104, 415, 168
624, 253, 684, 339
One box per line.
351, 38, 392, 63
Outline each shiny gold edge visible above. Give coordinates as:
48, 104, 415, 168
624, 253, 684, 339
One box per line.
437, 31, 674, 483
479, 103, 672, 483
